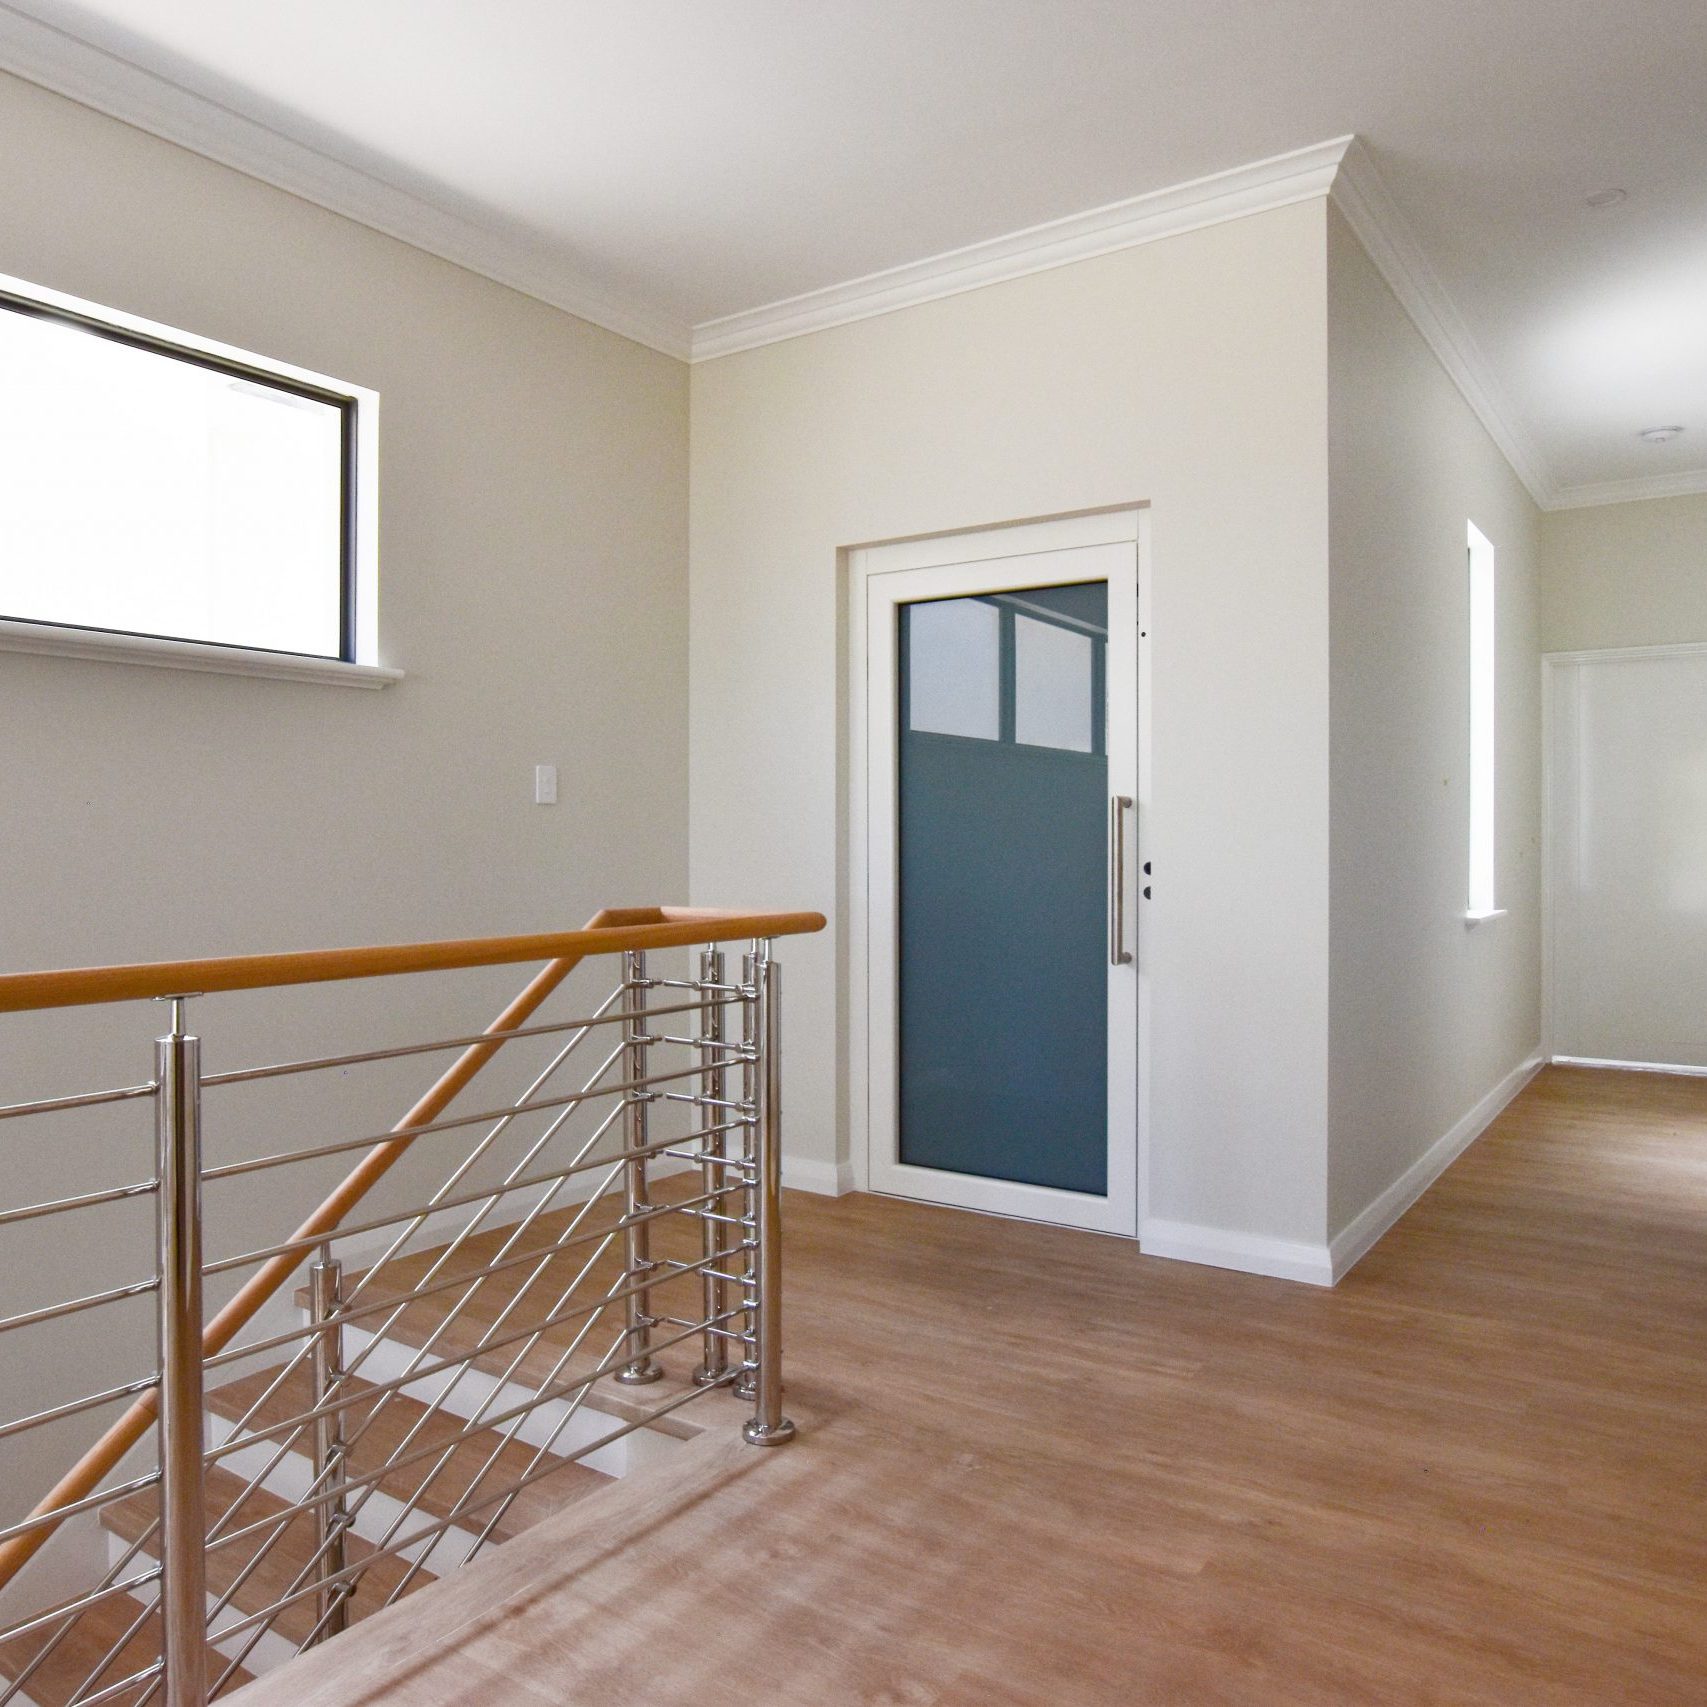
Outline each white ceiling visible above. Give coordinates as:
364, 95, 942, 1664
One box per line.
3, 0, 1705, 503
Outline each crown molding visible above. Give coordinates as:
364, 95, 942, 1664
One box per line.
1, 14, 1687, 512
690, 135, 1355, 362
1328, 138, 1557, 509
1547, 467, 1707, 510
0, 2, 694, 359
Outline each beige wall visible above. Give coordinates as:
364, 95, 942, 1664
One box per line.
1326, 205, 1543, 1247
1540, 494, 1707, 652
0, 70, 689, 1540
690, 202, 1334, 1259
0, 66, 1570, 1524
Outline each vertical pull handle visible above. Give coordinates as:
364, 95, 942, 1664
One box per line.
1109, 795, 1134, 965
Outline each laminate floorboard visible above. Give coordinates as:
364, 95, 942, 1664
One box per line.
229, 1066, 1707, 1705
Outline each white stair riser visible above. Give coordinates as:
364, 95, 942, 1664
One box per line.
339, 1326, 652, 1479
204, 1423, 484, 1575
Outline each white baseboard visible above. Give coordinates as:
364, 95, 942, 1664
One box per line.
1328, 1050, 1544, 1282
1551, 1054, 1707, 1077
1137, 1218, 1334, 1287
782, 1155, 855, 1197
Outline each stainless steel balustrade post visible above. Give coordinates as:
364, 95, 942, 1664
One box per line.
732, 949, 759, 1402
156, 1000, 208, 1707
692, 947, 731, 1387
616, 950, 662, 1384
743, 944, 795, 1447
308, 1245, 350, 1641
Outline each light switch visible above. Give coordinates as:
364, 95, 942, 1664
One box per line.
534, 764, 557, 805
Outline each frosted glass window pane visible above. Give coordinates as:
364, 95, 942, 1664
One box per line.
1014, 614, 1092, 752
0, 302, 346, 659
907, 598, 999, 739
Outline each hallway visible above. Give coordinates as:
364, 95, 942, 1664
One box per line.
232, 1066, 1707, 1705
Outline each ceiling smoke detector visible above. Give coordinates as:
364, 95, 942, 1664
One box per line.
1638, 426, 1685, 444
1585, 187, 1628, 208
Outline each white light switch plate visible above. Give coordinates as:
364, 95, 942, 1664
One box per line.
534, 764, 557, 805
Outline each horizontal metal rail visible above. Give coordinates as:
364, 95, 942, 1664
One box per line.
202, 1216, 747, 1466
197, 1167, 682, 1371
204, 1207, 619, 1429
1, 1527, 167, 1707
204, 1124, 750, 1277
653, 1033, 749, 1053
688, 1207, 751, 1227
202, 1262, 632, 1675
663, 1089, 746, 1111
655, 1310, 751, 1336
0, 1178, 156, 1230
211, 1357, 738, 1644
197, 995, 733, 1088
199, 1058, 719, 1185
0, 1470, 160, 1546
205, 1309, 740, 1545
0, 1082, 157, 1122
0, 1277, 158, 1338
0, 1380, 159, 1445
201, 1092, 641, 1386
656, 1257, 751, 1287
657, 1144, 751, 1170
0, 1566, 164, 1646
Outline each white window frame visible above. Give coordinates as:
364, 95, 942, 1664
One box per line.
1465, 520, 1502, 923
0, 269, 395, 689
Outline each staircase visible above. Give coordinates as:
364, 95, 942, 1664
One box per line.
0, 1199, 708, 1705
0, 909, 813, 1707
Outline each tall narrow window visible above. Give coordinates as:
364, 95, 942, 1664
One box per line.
1466, 521, 1498, 919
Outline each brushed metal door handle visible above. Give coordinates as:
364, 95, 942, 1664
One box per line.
1109, 795, 1133, 965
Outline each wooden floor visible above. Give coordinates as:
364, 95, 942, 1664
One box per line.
229, 1066, 1707, 1706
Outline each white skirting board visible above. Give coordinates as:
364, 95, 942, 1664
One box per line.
781, 1155, 856, 1196
1326, 1050, 1544, 1281
1137, 1219, 1336, 1287
1550, 1054, 1707, 1078
1138, 1049, 1544, 1288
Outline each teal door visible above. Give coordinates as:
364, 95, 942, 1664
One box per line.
864, 526, 1139, 1236
896, 583, 1110, 1194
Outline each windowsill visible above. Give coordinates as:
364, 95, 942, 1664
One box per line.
0, 619, 402, 689
1463, 908, 1508, 927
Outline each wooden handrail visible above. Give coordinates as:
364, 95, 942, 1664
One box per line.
0, 907, 825, 1015
0, 903, 824, 1590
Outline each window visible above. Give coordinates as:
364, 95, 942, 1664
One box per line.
1013, 608, 1095, 753
0, 272, 378, 670
903, 584, 1106, 754
906, 597, 1001, 739
1466, 521, 1500, 920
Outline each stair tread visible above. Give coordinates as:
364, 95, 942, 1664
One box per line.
101, 1467, 428, 1648
0, 1590, 251, 1706
206, 1366, 609, 1545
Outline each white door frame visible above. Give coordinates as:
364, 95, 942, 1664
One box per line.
846, 509, 1149, 1236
